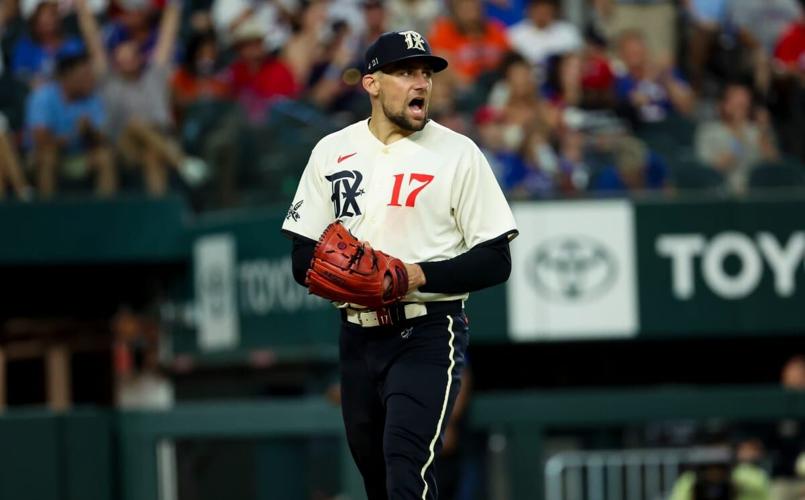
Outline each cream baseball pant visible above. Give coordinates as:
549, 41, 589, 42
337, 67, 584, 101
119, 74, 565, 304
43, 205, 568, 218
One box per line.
339, 301, 468, 500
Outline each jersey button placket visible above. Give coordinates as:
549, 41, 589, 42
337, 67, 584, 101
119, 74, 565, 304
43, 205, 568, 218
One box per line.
363, 148, 385, 229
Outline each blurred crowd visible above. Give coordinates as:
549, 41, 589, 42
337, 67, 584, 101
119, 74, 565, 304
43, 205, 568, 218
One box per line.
0, 0, 803, 205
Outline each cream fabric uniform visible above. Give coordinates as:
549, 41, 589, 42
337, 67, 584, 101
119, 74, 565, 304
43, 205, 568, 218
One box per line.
282, 118, 518, 303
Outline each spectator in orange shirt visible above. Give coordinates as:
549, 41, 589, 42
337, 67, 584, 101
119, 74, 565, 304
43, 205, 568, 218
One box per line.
428, 0, 510, 87
170, 30, 229, 120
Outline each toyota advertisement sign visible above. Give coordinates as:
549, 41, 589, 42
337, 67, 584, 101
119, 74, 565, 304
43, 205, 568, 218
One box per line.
508, 200, 639, 341
508, 198, 805, 341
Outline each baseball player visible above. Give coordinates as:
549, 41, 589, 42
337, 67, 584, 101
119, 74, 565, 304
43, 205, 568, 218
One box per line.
282, 30, 518, 500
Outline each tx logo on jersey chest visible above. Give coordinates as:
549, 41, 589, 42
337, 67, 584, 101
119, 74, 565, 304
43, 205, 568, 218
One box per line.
326, 170, 365, 218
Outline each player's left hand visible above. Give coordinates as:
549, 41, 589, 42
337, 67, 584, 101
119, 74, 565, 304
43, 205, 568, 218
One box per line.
404, 263, 426, 291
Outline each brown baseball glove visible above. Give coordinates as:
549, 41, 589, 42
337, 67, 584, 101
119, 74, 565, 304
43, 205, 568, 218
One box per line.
306, 221, 409, 309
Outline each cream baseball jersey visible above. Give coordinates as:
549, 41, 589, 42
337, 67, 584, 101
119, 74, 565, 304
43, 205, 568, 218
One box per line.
282, 118, 518, 303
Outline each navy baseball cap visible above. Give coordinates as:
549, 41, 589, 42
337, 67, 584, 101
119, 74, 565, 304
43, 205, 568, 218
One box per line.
364, 31, 448, 74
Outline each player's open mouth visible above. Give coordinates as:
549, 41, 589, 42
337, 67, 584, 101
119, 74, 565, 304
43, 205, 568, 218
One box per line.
408, 98, 426, 119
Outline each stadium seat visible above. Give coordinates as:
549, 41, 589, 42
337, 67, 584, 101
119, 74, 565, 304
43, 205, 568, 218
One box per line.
748, 159, 805, 190
636, 114, 697, 148
179, 99, 237, 157
671, 161, 726, 191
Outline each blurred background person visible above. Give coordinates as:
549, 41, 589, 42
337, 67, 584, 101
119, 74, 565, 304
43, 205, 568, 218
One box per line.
768, 355, 805, 500
487, 51, 560, 131
212, 0, 292, 51
169, 29, 229, 122
669, 437, 771, 500
428, 0, 510, 90
0, 111, 33, 200
104, 0, 161, 59
614, 29, 695, 128
473, 105, 520, 189
112, 305, 173, 409
771, 7, 805, 163
506, 0, 581, 69
281, 0, 331, 94
727, 0, 803, 95
683, 0, 730, 95
385, 0, 441, 37
225, 17, 299, 123
12, 0, 85, 87
506, 121, 560, 198
78, 0, 202, 196
694, 81, 778, 194
25, 46, 116, 197
589, 134, 669, 194
591, 0, 676, 65
576, 25, 616, 109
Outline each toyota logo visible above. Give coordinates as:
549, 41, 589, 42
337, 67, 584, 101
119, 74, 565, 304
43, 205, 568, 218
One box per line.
529, 236, 617, 302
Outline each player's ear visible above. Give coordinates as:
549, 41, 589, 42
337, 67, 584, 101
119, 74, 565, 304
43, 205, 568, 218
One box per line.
362, 72, 381, 97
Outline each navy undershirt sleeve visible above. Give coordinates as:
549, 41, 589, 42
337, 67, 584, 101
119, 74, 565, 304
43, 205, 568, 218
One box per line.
291, 234, 317, 286
417, 234, 512, 294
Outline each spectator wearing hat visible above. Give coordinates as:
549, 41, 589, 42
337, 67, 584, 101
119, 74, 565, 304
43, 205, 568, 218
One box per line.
579, 26, 615, 109
12, 0, 85, 87
224, 17, 299, 122
428, 0, 510, 87
540, 43, 614, 119
506, 0, 582, 68
212, 0, 291, 52
25, 47, 116, 197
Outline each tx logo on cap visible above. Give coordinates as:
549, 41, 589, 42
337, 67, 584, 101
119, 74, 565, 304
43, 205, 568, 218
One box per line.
400, 31, 426, 51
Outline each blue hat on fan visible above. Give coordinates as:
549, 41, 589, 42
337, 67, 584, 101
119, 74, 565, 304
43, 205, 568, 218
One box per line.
363, 31, 448, 75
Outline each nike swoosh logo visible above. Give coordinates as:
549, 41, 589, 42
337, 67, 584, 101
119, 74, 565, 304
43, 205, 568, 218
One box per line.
337, 152, 357, 163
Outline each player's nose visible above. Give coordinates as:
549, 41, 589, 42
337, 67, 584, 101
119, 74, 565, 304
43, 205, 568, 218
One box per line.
411, 71, 429, 89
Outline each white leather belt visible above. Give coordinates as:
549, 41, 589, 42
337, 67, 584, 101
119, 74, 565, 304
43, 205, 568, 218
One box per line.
345, 303, 429, 327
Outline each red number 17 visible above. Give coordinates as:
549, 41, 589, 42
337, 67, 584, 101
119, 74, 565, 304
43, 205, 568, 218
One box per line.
388, 173, 434, 207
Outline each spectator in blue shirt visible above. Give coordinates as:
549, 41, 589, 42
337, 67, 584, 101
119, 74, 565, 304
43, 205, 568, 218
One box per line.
614, 30, 694, 127
12, 0, 85, 87
25, 48, 116, 197
484, 0, 527, 27
590, 135, 668, 193
103, 0, 159, 59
